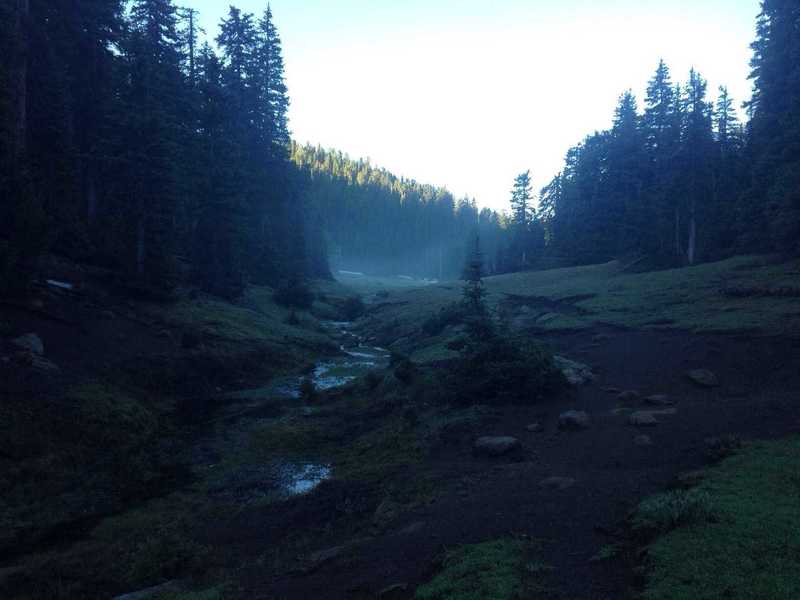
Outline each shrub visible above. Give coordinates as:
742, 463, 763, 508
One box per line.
447, 334, 564, 406
342, 296, 365, 320
415, 539, 526, 600
422, 303, 464, 336
632, 489, 714, 535
274, 279, 314, 309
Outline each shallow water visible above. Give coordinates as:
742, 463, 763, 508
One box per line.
225, 321, 389, 498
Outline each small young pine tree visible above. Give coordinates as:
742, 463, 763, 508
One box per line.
462, 233, 487, 316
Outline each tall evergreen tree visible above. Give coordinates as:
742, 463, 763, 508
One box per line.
744, 0, 800, 252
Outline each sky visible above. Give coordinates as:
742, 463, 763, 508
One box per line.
183, 0, 762, 212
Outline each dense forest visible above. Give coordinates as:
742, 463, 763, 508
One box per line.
0, 1, 327, 300
1, 1, 798, 298
537, 0, 800, 267
292, 143, 510, 279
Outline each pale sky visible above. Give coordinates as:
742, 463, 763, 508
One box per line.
182, 0, 761, 212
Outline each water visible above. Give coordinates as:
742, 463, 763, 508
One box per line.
219, 320, 389, 498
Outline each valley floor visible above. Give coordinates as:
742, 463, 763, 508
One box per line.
1, 255, 799, 599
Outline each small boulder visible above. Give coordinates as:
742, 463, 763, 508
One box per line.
558, 410, 591, 431
306, 545, 346, 570
373, 498, 402, 531
617, 390, 641, 403
526, 423, 543, 433
113, 581, 186, 600
644, 394, 674, 406
473, 436, 522, 457
634, 434, 653, 447
687, 369, 719, 388
629, 412, 659, 427
554, 355, 594, 386
539, 476, 576, 491
379, 584, 409, 599
12, 333, 44, 356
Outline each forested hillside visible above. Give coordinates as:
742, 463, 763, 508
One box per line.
537, 0, 800, 267
0, 1, 325, 299
292, 144, 509, 279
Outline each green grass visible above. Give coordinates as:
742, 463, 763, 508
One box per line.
639, 436, 800, 600
361, 256, 800, 356
415, 538, 550, 600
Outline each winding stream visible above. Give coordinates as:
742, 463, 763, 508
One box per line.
210, 320, 390, 501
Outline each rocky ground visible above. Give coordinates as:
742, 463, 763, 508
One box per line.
239, 325, 800, 599
2, 259, 799, 599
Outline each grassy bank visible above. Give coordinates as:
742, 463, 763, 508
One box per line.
636, 436, 800, 600
358, 255, 800, 362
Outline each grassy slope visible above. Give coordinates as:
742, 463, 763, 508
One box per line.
0, 278, 356, 599
638, 437, 800, 600
355, 255, 800, 362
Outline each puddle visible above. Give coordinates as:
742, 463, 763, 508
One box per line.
279, 462, 332, 495
208, 461, 332, 501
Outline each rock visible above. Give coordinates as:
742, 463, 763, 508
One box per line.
634, 434, 653, 447
12, 333, 43, 356
537, 312, 560, 324
526, 423, 543, 433
601, 386, 622, 394
553, 355, 594, 386
644, 394, 674, 406
629, 412, 659, 427
687, 369, 719, 387
113, 580, 186, 600
558, 410, 590, 431
617, 390, 641, 403
156, 329, 172, 340
306, 545, 346, 570
473, 436, 522, 457
12, 352, 59, 374
30, 355, 60, 374
373, 498, 402, 531
181, 331, 202, 350
539, 476, 576, 491
674, 470, 706, 489
379, 583, 409, 599
397, 521, 426, 536
705, 435, 742, 460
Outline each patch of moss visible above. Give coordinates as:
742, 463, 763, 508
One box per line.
640, 437, 800, 600
415, 539, 544, 600
66, 381, 158, 449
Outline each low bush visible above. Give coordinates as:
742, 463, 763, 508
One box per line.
342, 296, 365, 320
632, 489, 714, 535
274, 279, 314, 309
446, 332, 564, 406
422, 303, 464, 336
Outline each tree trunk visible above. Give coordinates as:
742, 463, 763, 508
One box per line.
674, 206, 681, 260
14, 0, 29, 165
687, 198, 696, 265
86, 159, 98, 223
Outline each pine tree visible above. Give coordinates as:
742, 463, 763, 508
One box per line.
120, 0, 183, 285
643, 60, 678, 257
744, 0, 800, 252
462, 233, 487, 317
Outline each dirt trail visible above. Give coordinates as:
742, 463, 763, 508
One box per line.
248, 326, 800, 599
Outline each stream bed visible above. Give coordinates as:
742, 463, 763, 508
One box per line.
207, 320, 390, 501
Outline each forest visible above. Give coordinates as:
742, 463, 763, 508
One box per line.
3, 2, 798, 293
0, 1, 328, 301
1, 1, 800, 600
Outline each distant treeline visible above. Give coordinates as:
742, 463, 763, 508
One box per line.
1, 1, 796, 296
537, 1, 800, 266
292, 144, 512, 279
0, 1, 328, 298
